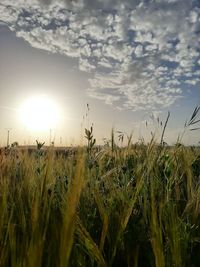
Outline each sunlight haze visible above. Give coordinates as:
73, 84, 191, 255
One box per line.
0, 0, 200, 146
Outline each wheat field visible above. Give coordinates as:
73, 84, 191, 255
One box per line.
0, 110, 199, 267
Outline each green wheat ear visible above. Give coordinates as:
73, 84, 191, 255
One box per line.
36, 140, 45, 150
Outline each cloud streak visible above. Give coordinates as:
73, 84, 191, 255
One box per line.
0, 0, 200, 111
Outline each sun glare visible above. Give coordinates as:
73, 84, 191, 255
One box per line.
19, 95, 60, 132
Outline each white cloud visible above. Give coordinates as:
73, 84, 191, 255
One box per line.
135, 45, 143, 57
185, 79, 200, 86
79, 58, 96, 72
0, 0, 200, 111
189, 10, 199, 23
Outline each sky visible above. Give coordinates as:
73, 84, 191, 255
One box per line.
0, 0, 200, 146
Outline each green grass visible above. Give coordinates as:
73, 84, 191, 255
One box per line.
0, 108, 200, 266
0, 140, 199, 267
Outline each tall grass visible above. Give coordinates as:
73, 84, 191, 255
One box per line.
0, 109, 199, 267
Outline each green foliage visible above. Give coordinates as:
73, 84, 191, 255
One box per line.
0, 106, 200, 266
0, 143, 199, 267
36, 140, 45, 150
85, 126, 96, 155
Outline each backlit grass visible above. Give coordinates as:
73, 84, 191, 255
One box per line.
0, 109, 199, 267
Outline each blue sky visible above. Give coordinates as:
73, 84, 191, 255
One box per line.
0, 0, 200, 145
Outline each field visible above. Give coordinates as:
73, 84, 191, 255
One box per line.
0, 126, 199, 267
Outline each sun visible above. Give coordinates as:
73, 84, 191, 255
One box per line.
19, 95, 60, 132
